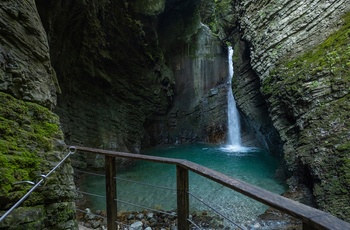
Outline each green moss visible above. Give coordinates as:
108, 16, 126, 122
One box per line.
205, 0, 232, 35
263, 12, 350, 102
280, 12, 349, 82
0, 92, 62, 208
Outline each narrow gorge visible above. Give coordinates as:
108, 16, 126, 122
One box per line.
0, 0, 349, 229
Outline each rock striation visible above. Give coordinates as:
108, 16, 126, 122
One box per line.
0, 1, 58, 109
225, 0, 350, 222
34, 0, 230, 156
1, 0, 350, 228
0, 1, 76, 229
34, 0, 176, 159
147, 23, 229, 145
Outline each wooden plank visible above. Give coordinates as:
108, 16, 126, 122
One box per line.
177, 165, 189, 230
76, 146, 350, 230
105, 155, 117, 230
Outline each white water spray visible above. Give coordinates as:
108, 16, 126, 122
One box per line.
227, 46, 242, 148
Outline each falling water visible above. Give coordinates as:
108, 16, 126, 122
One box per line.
227, 46, 242, 148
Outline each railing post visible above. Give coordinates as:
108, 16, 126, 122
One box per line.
105, 155, 117, 230
177, 165, 189, 230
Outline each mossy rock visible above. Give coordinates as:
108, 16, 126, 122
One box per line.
0, 92, 63, 209
261, 12, 350, 221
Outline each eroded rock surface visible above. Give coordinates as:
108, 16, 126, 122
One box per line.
1, 0, 350, 228
0, 1, 58, 109
227, 0, 350, 221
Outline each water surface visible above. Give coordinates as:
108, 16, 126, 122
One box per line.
81, 143, 286, 225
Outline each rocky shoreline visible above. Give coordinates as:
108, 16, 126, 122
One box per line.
77, 208, 227, 230
76, 207, 302, 230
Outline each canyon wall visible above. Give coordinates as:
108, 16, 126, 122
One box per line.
0, 1, 76, 228
1, 0, 230, 227
148, 24, 229, 144
35, 0, 231, 156
1, 0, 350, 228
226, 0, 350, 221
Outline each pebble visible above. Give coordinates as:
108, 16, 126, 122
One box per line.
79, 208, 229, 229
90, 220, 100, 229
146, 212, 154, 219
136, 213, 144, 220
130, 221, 143, 230
127, 214, 135, 220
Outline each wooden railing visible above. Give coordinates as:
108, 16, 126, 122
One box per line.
76, 146, 350, 230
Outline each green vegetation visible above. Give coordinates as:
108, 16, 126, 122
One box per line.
263, 12, 350, 96
0, 92, 62, 208
205, 0, 233, 36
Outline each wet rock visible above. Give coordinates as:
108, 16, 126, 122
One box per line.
216, 0, 350, 221
127, 214, 135, 220
0, 1, 58, 108
136, 213, 144, 220
130, 221, 143, 230
146, 212, 154, 220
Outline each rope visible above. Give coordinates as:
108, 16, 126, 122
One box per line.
74, 169, 105, 177
76, 190, 176, 217
187, 217, 203, 230
78, 190, 106, 199
116, 199, 177, 217
115, 177, 176, 191
74, 169, 176, 191
189, 192, 244, 230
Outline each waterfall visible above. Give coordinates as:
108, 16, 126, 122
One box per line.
227, 46, 241, 147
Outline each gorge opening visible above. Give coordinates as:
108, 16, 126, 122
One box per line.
80, 44, 286, 228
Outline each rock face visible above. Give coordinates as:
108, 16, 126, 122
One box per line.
1, 0, 350, 228
0, 1, 76, 229
35, 0, 175, 155
34, 0, 230, 156
147, 24, 229, 145
223, 0, 350, 221
0, 1, 58, 109
0, 93, 76, 229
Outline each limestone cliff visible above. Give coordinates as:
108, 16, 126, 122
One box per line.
148, 23, 229, 144
34, 0, 230, 156
1, 0, 350, 228
0, 1, 58, 108
0, 1, 76, 229
219, 0, 350, 221
36, 0, 173, 154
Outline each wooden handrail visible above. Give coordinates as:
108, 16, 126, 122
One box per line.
75, 146, 350, 230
